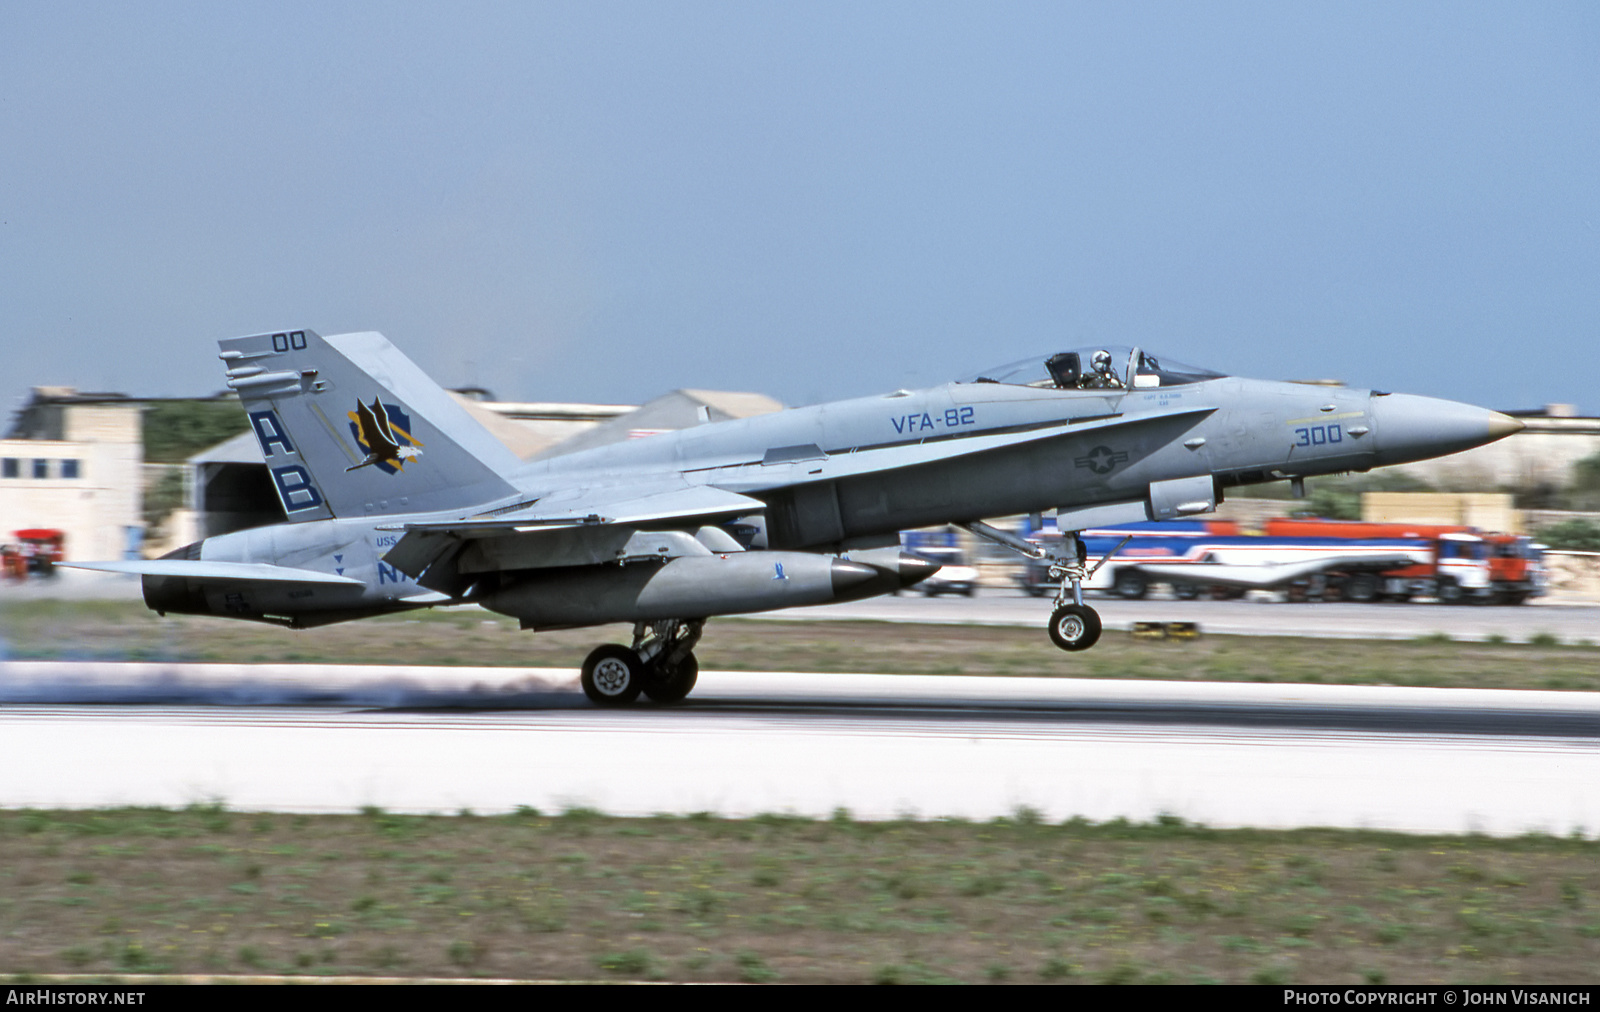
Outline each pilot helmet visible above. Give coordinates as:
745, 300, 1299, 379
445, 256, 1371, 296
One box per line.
1091, 350, 1112, 372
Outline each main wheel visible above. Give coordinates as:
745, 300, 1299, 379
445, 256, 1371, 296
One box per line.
642, 652, 699, 705
1173, 582, 1200, 601
581, 645, 645, 706
1048, 604, 1102, 651
1436, 577, 1463, 604
1113, 569, 1148, 600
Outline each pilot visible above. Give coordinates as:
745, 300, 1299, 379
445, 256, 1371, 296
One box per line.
1084, 350, 1124, 389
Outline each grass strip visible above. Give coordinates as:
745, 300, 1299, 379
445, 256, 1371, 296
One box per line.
0, 806, 1595, 984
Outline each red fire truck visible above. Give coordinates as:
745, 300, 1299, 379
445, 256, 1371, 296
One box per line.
4, 529, 66, 580
1021, 517, 1546, 604
1258, 518, 1545, 604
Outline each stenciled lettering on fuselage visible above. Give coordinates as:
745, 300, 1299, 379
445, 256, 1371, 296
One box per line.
889, 406, 976, 435
375, 561, 412, 586
365, 535, 413, 587
248, 409, 326, 513
1074, 445, 1130, 475
1292, 423, 1344, 447
1286, 411, 1365, 451
348, 401, 424, 475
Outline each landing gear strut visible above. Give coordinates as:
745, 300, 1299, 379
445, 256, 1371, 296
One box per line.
1045, 533, 1101, 652
960, 521, 1128, 652
634, 618, 702, 704
579, 619, 704, 707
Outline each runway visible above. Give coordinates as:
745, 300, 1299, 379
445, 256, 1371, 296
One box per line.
757, 588, 1600, 644
1, 661, 1596, 836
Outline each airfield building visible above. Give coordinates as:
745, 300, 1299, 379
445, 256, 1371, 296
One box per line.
0, 387, 145, 562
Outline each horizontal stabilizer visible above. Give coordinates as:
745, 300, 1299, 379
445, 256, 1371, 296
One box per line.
61, 560, 363, 585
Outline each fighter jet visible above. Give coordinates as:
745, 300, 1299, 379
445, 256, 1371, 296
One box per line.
66, 331, 1522, 706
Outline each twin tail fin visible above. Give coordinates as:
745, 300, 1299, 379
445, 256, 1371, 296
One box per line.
220, 329, 520, 521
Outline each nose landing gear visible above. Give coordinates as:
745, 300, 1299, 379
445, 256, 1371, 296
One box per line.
961, 521, 1127, 653
1043, 532, 1102, 652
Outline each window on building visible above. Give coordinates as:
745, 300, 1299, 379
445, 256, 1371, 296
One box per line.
32, 459, 49, 479
1, 458, 16, 479
61, 459, 80, 479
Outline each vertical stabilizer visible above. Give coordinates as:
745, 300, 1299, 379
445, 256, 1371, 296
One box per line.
219, 329, 520, 520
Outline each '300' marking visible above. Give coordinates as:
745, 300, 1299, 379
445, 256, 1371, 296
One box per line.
1293, 424, 1342, 447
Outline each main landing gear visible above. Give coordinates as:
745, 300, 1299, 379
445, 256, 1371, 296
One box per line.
580, 619, 704, 707
961, 521, 1129, 652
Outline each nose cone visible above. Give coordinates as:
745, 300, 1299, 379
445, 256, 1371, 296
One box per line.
1370, 394, 1524, 467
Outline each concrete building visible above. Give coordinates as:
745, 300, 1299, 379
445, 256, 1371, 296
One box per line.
0, 387, 144, 562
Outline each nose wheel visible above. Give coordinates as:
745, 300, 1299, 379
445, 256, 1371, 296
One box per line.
960, 521, 1127, 653
1048, 603, 1102, 651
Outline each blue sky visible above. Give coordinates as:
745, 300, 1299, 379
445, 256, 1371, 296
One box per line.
3, 2, 1597, 414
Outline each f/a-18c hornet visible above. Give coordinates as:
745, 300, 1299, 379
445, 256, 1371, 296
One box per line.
68, 332, 1522, 705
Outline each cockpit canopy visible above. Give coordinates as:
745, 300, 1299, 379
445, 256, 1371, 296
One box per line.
960, 347, 1226, 390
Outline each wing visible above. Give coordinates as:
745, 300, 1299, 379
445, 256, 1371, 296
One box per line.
377, 407, 1219, 589
377, 481, 766, 589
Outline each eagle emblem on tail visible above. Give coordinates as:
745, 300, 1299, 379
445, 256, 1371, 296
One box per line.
346, 398, 424, 472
